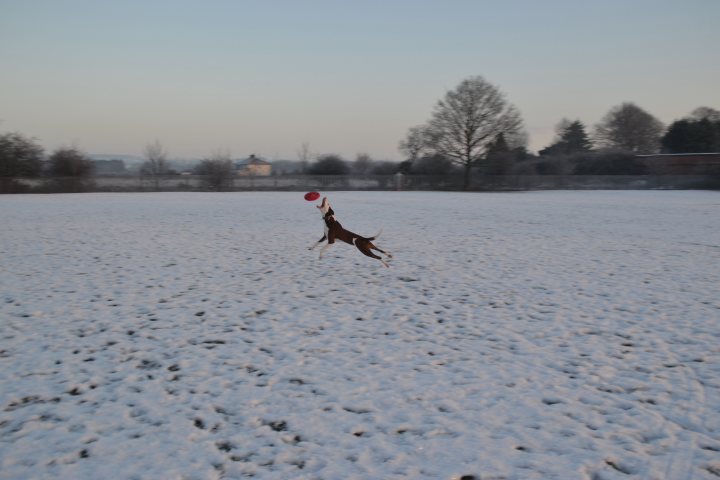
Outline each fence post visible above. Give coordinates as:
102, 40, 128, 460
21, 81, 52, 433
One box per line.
395, 172, 403, 191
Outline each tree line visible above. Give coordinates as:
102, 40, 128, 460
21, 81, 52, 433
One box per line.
399, 76, 720, 188
2, 74, 718, 191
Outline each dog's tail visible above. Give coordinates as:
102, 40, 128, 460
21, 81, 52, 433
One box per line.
366, 228, 382, 241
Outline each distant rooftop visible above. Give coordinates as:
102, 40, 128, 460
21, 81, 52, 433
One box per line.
236, 154, 271, 165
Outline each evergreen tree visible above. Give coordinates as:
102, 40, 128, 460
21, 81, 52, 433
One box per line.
485, 133, 513, 174
662, 118, 720, 153
563, 121, 593, 153
539, 120, 592, 156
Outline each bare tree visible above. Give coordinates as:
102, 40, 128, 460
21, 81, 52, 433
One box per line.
141, 140, 169, 190
48, 147, 95, 177
195, 153, 235, 191
296, 142, 312, 173
412, 76, 525, 189
593, 103, 664, 154
398, 125, 429, 163
307, 154, 350, 175
0, 132, 44, 177
352, 153, 373, 174
689, 106, 720, 122
47, 147, 95, 192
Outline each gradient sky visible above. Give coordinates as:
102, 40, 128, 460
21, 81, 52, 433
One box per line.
1, 0, 719, 161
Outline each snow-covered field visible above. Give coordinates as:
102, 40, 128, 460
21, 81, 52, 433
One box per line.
1, 191, 719, 480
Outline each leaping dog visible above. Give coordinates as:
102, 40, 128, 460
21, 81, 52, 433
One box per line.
309, 197, 393, 268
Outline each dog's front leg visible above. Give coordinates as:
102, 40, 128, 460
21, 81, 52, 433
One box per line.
308, 234, 327, 251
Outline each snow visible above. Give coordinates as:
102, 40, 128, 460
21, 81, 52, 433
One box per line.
1, 191, 719, 480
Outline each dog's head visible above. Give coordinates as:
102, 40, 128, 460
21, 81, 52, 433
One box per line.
316, 197, 334, 220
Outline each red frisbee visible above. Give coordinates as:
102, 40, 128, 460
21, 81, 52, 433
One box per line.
304, 191, 321, 201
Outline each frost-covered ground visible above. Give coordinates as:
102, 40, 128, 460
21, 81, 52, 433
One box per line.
1, 191, 719, 480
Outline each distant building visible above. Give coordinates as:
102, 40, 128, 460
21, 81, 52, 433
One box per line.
235, 154, 272, 176
636, 153, 720, 175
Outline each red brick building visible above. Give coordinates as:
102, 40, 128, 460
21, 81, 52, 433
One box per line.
636, 153, 720, 175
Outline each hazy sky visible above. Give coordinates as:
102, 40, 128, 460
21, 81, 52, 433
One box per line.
1, 0, 719, 161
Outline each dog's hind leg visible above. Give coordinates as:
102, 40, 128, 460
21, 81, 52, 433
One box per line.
356, 241, 390, 267
370, 243, 392, 259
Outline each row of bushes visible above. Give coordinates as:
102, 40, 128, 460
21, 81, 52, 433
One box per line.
511, 152, 646, 175
5, 172, 719, 195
